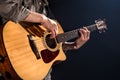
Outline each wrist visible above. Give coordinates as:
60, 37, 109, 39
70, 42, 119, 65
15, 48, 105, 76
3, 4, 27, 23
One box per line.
40, 14, 48, 24
63, 42, 76, 51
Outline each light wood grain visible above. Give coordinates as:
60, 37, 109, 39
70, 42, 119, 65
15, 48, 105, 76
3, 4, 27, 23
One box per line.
3, 21, 66, 80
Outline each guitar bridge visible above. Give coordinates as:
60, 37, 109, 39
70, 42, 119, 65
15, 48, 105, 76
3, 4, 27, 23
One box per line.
27, 34, 40, 59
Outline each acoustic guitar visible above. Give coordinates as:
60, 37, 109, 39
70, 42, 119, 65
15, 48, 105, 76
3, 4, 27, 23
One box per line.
1, 19, 107, 80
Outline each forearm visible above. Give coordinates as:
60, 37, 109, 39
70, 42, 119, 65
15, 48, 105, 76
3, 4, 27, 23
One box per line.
23, 11, 47, 24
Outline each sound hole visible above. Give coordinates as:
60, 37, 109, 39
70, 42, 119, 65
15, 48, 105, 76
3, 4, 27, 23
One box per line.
45, 34, 57, 49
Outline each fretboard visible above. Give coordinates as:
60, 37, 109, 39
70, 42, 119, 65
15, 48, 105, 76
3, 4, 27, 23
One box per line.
56, 24, 97, 43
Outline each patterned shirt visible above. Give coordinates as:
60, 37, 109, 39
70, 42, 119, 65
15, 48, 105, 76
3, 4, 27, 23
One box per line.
0, 0, 48, 23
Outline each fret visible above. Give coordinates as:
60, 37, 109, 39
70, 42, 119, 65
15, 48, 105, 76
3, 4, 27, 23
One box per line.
56, 24, 98, 43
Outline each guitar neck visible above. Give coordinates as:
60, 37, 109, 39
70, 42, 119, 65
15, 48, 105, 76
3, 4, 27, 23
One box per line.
56, 24, 97, 43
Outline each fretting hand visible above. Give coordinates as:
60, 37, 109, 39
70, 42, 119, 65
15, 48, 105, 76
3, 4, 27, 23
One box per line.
74, 27, 90, 49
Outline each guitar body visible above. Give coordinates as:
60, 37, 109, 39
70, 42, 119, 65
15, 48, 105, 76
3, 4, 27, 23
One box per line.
0, 25, 22, 80
2, 21, 66, 80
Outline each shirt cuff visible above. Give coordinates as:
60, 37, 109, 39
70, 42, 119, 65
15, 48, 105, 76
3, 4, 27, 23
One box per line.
16, 6, 30, 22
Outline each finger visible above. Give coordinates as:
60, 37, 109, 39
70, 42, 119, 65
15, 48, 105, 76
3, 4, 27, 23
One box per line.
53, 24, 58, 35
49, 25, 57, 38
81, 27, 90, 39
49, 27, 55, 39
80, 28, 87, 38
55, 25, 58, 35
79, 29, 85, 40
83, 27, 90, 39
50, 30, 55, 38
83, 27, 88, 31
87, 30, 90, 39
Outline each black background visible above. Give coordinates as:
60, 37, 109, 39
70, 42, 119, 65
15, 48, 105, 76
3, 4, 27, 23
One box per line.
48, 0, 120, 80
0, 0, 120, 80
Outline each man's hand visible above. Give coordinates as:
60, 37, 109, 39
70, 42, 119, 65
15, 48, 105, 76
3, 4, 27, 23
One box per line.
24, 11, 58, 38
74, 27, 90, 49
41, 15, 58, 38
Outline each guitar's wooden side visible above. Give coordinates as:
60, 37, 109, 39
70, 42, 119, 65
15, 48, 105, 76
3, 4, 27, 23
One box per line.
0, 25, 22, 80
2, 21, 66, 80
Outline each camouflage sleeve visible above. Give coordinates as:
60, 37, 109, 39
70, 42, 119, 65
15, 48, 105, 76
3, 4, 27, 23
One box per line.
0, 0, 30, 22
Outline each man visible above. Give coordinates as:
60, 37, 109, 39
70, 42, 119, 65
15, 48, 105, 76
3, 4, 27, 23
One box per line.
0, 0, 90, 80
